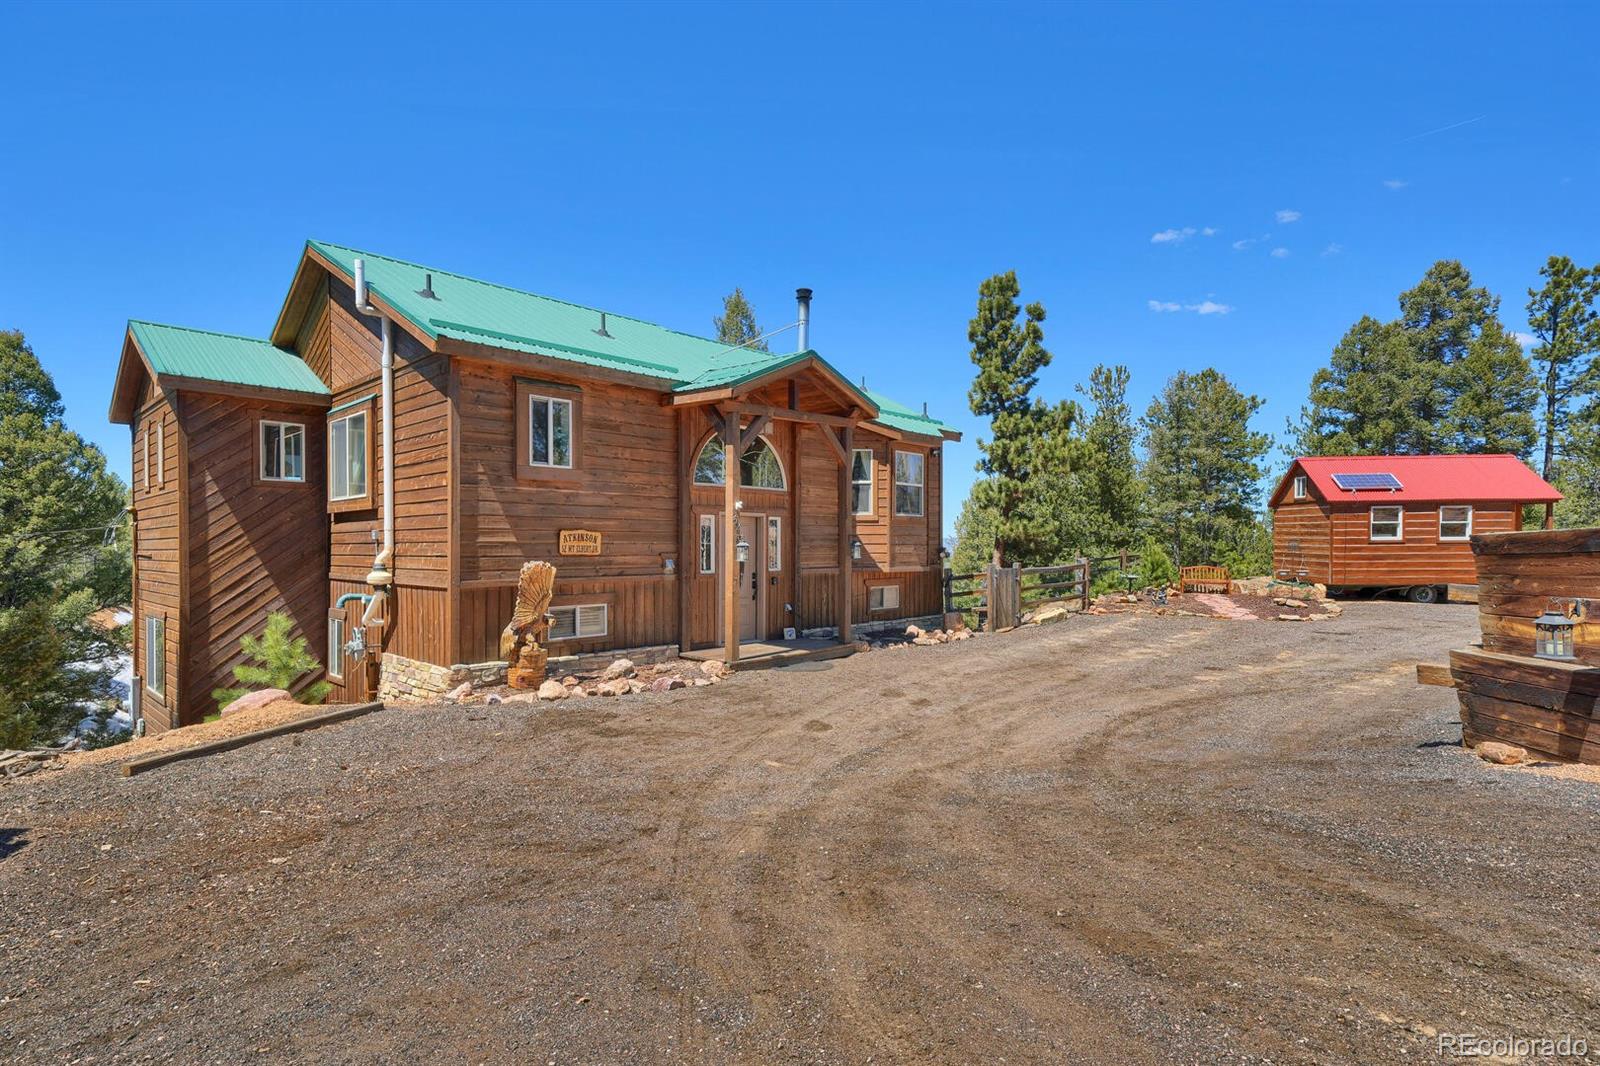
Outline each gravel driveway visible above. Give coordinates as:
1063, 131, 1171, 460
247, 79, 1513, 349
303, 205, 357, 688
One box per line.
4, 602, 1599, 1064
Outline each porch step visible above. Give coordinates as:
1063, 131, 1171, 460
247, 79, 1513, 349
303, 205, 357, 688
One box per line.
681, 637, 857, 671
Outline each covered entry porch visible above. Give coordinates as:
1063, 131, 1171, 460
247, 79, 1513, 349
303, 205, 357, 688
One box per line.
680, 636, 856, 671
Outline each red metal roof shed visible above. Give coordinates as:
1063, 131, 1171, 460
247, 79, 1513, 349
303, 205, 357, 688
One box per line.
1271, 454, 1561, 507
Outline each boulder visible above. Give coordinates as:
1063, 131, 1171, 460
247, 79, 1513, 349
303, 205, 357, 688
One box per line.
951, 628, 974, 640
596, 678, 633, 697
912, 636, 937, 646
1025, 604, 1073, 626
627, 679, 647, 694
650, 677, 686, 692
852, 640, 872, 653
221, 688, 291, 717
1277, 613, 1307, 622
602, 658, 636, 681
692, 678, 712, 687
570, 686, 589, 698
699, 660, 728, 679
536, 680, 568, 701
1475, 741, 1529, 765
905, 624, 923, 638
443, 681, 473, 703
561, 675, 581, 687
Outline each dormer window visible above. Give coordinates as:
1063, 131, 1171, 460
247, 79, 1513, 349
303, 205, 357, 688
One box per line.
1293, 474, 1307, 499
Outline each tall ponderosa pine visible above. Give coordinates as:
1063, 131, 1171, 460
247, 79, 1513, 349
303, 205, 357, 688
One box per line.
1075, 364, 1143, 554
1141, 369, 1270, 568
0, 330, 130, 747
1526, 256, 1600, 478
713, 288, 768, 351
965, 272, 1078, 567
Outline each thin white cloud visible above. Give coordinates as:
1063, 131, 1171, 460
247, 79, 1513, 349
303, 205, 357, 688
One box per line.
1383, 178, 1408, 190
1275, 209, 1302, 223
1322, 243, 1343, 257
1401, 114, 1485, 143
1514, 331, 1538, 349
1151, 227, 1197, 244
1149, 298, 1233, 316
1201, 227, 1219, 237
1232, 233, 1270, 251
1270, 247, 1290, 259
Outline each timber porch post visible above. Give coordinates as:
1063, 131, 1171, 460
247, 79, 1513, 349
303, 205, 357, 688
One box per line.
838, 424, 853, 643
723, 411, 741, 665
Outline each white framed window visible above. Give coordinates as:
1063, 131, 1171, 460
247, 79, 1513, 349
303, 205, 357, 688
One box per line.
693, 435, 786, 490
894, 451, 925, 516
144, 615, 165, 697
1369, 505, 1403, 542
1293, 474, 1307, 500
260, 420, 306, 482
767, 516, 781, 571
327, 613, 346, 682
155, 418, 165, 486
328, 410, 369, 501
548, 604, 608, 641
528, 394, 574, 468
868, 585, 900, 611
1439, 505, 1473, 541
699, 514, 716, 574
143, 425, 151, 490
851, 448, 874, 515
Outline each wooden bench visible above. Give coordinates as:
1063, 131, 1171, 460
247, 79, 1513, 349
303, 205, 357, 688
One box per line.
1179, 565, 1230, 594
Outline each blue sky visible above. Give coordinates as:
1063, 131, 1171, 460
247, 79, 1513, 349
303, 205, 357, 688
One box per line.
4, 1, 1597, 534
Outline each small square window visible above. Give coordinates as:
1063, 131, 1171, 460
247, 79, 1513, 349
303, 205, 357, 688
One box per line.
1370, 506, 1402, 541
868, 585, 900, 611
548, 604, 607, 641
1439, 505, 1472, 540
260, 420, 306, 482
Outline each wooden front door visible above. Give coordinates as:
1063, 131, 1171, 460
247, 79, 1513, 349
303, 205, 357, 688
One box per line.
737, 512, 764, 640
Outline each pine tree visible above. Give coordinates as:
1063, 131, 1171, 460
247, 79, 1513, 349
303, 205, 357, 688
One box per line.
1526, 256, 1600, 478
965, 272, 1079, 566
713, 288, 768, 351
213, 611, 330, 710
1290, 316, 1432, 455
1075, 364, 1143, 554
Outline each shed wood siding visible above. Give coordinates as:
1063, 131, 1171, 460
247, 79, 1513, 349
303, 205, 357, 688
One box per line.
1472, 529, 1600, 665
183, 393, 329, 720
1326, 504, 1518, 585
131, 397, 182, 731
1271, 500, 1332, 584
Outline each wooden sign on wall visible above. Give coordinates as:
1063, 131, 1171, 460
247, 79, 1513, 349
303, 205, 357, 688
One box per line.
558, 529, 603, 556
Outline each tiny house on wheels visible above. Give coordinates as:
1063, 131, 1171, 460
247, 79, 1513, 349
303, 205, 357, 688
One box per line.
108, 240, 959, 733
1269, 454, 1561, 602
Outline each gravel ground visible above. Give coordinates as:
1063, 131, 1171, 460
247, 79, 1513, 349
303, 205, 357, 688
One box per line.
4, 601, 1599, 1064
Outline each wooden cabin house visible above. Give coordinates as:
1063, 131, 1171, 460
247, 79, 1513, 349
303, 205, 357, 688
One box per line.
1268, 454, 1560, 602
108, 241, 959, 732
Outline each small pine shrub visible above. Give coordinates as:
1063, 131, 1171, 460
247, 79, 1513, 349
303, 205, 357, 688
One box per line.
213, 612, 330, 710
1136, 538, 1178, 590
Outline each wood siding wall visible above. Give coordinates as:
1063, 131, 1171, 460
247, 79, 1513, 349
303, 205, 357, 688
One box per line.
1272, 498, 1521, 587
130, 391, 183, 731
1472, 527, 1600, 665
1271, 500, 1332, 584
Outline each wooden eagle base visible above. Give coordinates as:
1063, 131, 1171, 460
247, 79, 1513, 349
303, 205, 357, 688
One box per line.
501, 560, 557, 690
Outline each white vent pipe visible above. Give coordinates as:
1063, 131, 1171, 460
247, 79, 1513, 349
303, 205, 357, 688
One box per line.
796, 288, 812, 352
352, 259, 394, 629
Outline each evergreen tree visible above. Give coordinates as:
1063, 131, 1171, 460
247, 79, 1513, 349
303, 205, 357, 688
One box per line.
1526, 256, 1600, 478
713, 288, 768, 351
0, 330, 130, 747
1446, 318, 1538, 456
965, 272, 1079, 566
1075, 364, 1143, 554
1141, 369, 1270, 568
213, 611, 331, 710
1290, 316, 1432, 455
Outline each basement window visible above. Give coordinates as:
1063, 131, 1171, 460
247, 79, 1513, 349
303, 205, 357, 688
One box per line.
868, 585, 900, 612
144, 615, 165, 697
1370, 505, 1403, 542
260, 420, 306, 482
1439, 505, 1472, 541
548, 604, 608, 641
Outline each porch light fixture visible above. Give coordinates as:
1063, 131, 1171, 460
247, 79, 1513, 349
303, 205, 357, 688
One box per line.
736, 537, 750, 565
851, 537, 863, 561
1534, 600, 1582, 662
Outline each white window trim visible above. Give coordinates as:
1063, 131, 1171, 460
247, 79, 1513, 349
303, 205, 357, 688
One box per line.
767, 515, 782, 572
527, 393, 575, 469
155, 419, 165, 486
328, 410, 369, 502
1369, 505, 1403, 542
260, 420, 306, 482
327, 614, 346, 682
693, 433, 787, 492
142, 426, 151, 490
1439, 505, 1473, 542
548, 603, 608, 642
868, 585, 900, 611
894, 450, 926, 517
144, 615, 164, 697
1293, 474, 1307, 500
699, 514, 716, 574
851, 448, 874, 516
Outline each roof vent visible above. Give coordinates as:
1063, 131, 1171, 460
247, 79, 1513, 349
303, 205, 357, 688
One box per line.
416, 273, 438, 300
594, 312, 613, 339
922, 401, 929, 416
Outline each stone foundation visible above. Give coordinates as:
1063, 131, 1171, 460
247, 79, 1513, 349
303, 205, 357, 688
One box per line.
801, 614, 944, 641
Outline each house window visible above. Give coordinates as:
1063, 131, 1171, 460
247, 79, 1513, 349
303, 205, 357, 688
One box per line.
1370, 505, 1403, 541
548, 604, 608, 641
868, 585, 900, 612
527, 394, 574, 468
1293, 475, 1307, 499
144, 615, 165, 697
328, 410, 369, 501
767, 516, 781, 571
851, 448, 874, 515
327, 612, 346, 682
1440, 505, 1473, 541
142, 425, 151, 490
699, 514, 716, 574
156, 418, 165, 486
694, 435, 785, 490
260, 421, 306, 482
894, 451, 925, 516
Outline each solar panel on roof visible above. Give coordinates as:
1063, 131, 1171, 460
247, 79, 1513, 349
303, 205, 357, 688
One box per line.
1330, 472, 1403, 491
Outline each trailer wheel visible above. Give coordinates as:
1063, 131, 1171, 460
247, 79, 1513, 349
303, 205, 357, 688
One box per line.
1407, 584, 1441, 604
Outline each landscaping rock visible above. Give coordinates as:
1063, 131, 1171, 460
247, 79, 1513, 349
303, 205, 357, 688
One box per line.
561, 675, 580, 687
650, 677, 686, 692
570, 686, 589, 698
485, 693, 504, 705
912, 635, 938, 646
443, 681, 473, 702
692, 678, 712, 687
1277, 613, 1307, 622
536, 680, 568, 701
905, 624, 923, 638
602, 659, 636, 681
699, 660, 728, 679
595, 678, 632, 697
627, 680, 647, 694
1475, 741, 1530, 765
1025, 605, 1073, 626
221, 688, 291, 717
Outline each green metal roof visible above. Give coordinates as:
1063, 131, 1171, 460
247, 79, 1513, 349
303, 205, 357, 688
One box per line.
129, 320, 329, 396
303, 240, 952, 435
864, 388, 959, 438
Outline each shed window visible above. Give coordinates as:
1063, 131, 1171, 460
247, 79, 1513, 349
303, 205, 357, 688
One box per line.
549, 604, 607, 641
868, 585, 900, 611
699, 514, 716, 574
894, 451, 925, 516
851, 448, 874, 515
694, 435, 785, 490
528, 394, 574, 468
260, 421, 306, 482
1293, 475, 1307, 499
767, 516, 781, 571
1369, 505, 1402, 541
328, 410, 369, 501
1439, 505, 1472, 541
327, 612, 346, 682
144, 615, 165, 697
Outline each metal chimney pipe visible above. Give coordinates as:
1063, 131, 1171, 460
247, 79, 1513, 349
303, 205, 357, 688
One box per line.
795, 288, 813, 352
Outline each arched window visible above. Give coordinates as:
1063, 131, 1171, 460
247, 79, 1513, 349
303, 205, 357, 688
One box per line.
694, 434, 786, 490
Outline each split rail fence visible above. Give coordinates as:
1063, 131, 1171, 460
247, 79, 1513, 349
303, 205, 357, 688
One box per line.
943, 552, 1135, 632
